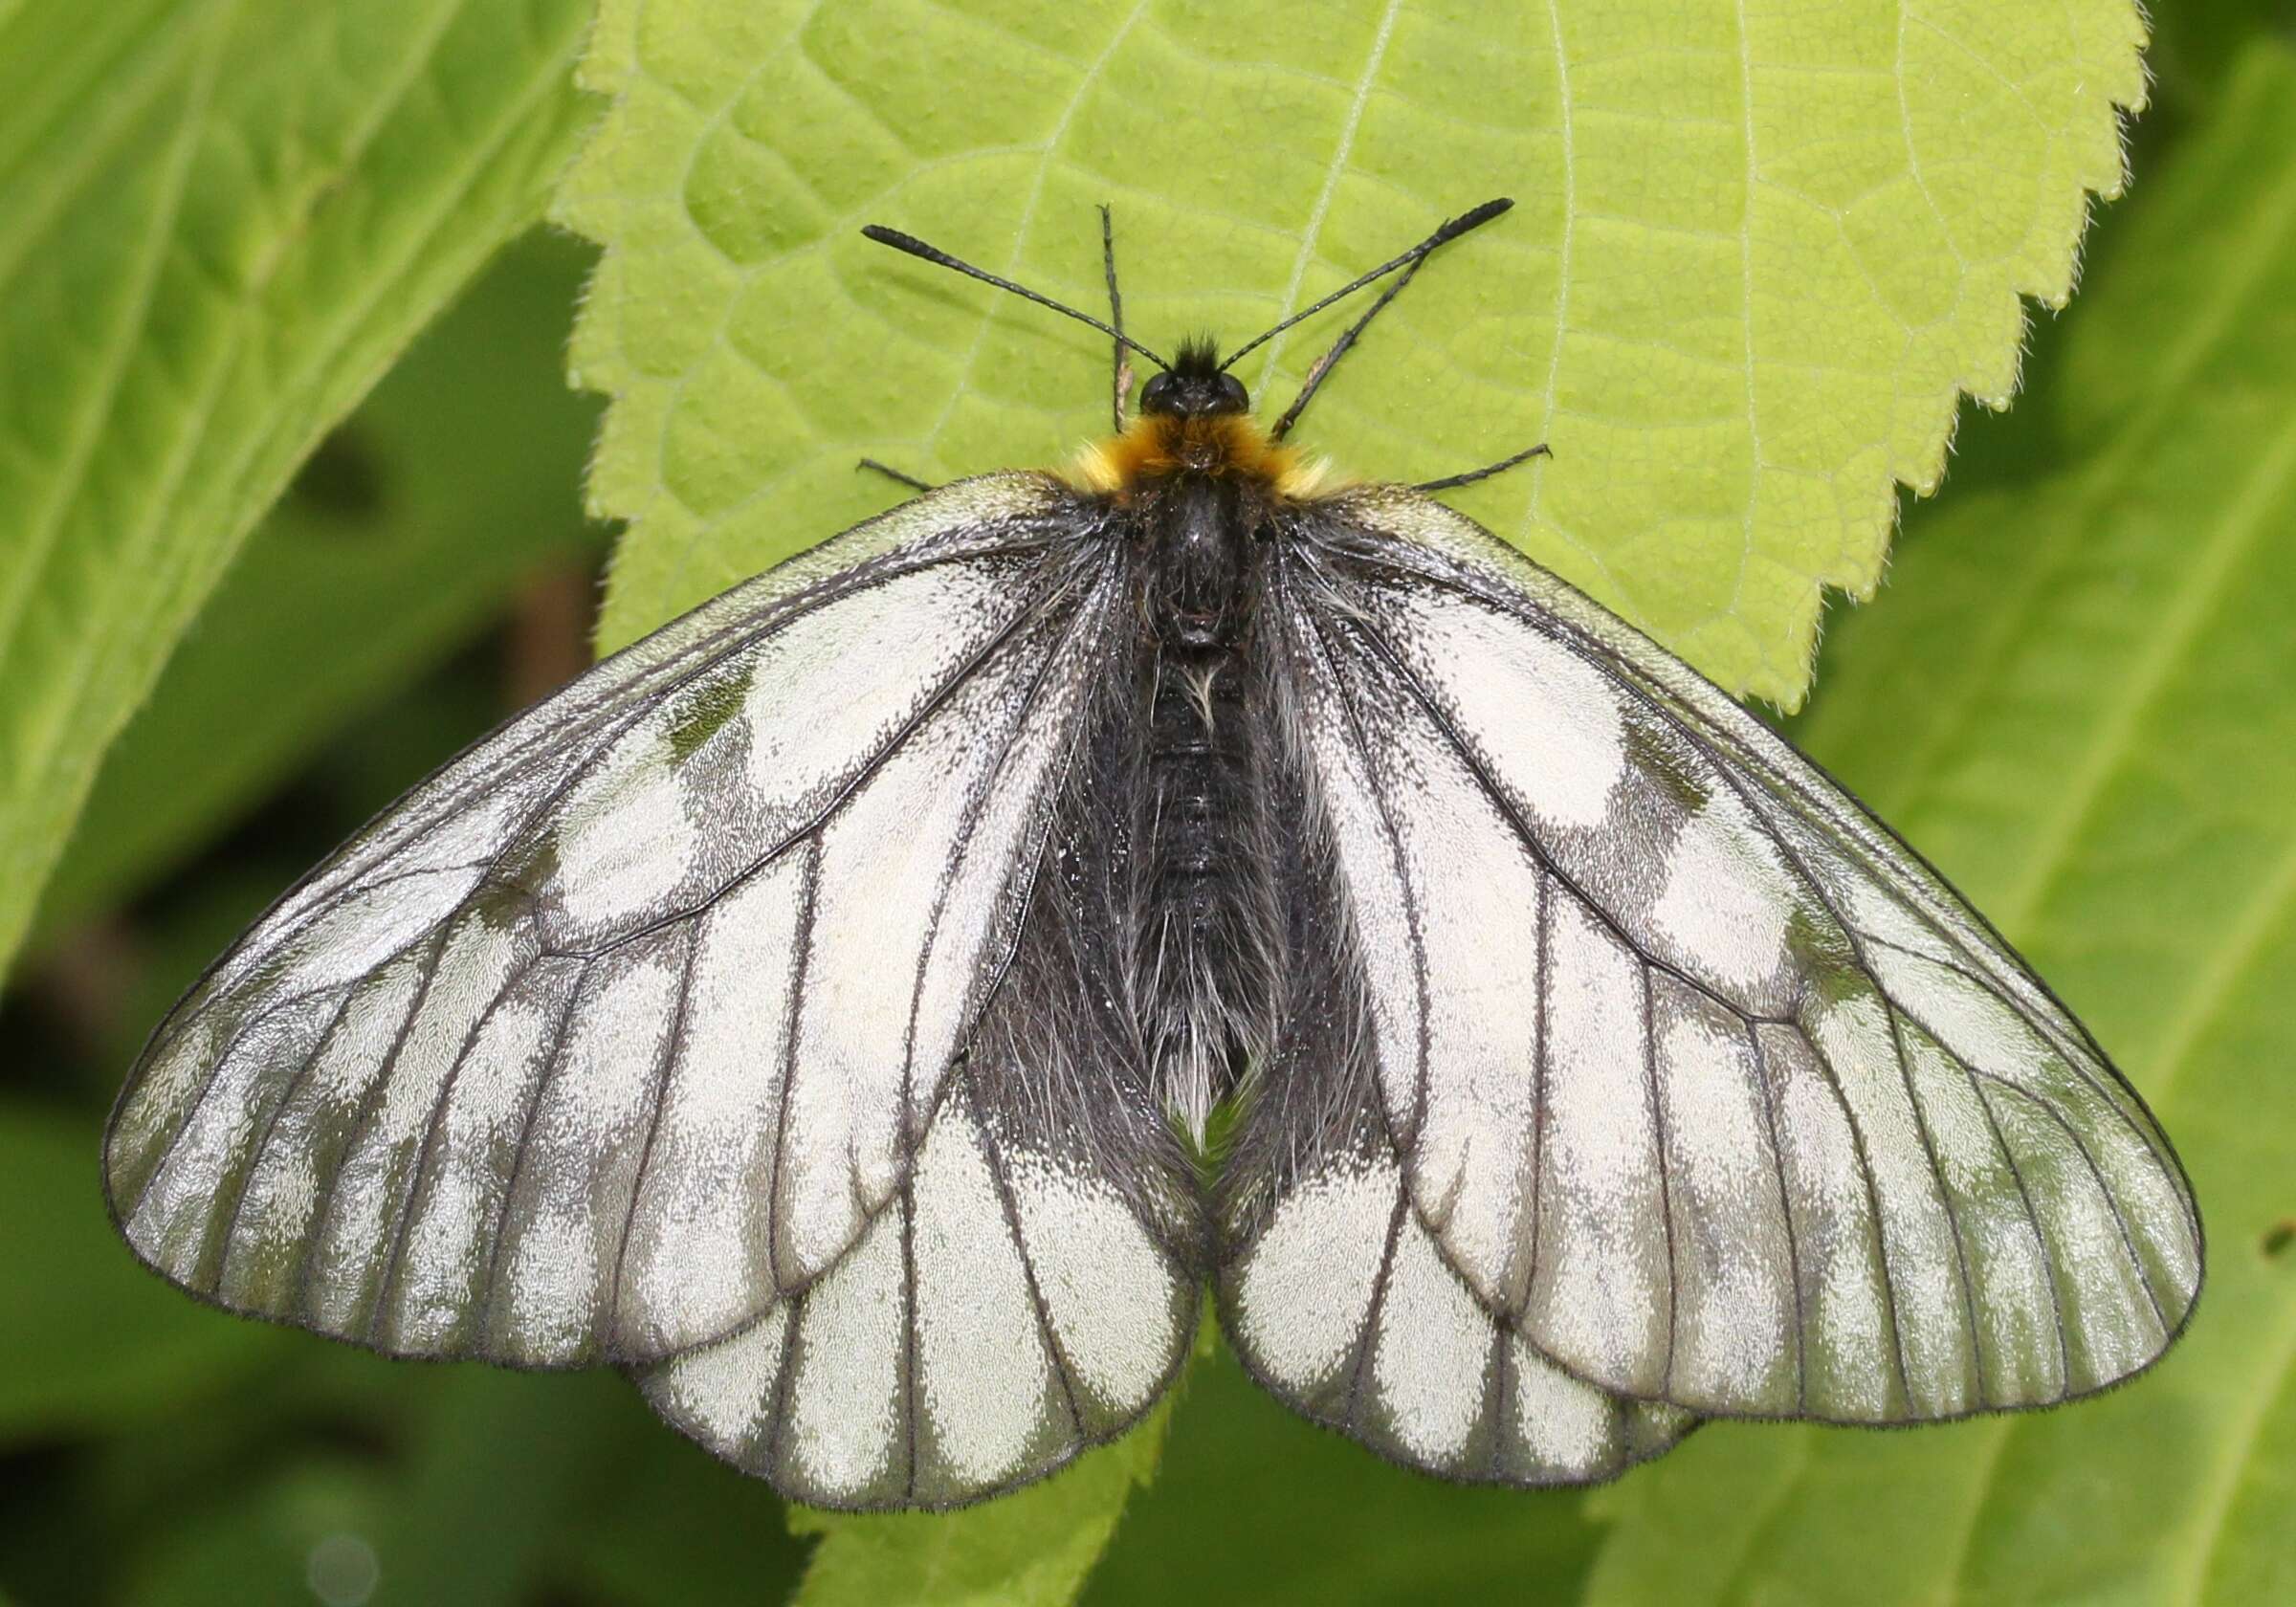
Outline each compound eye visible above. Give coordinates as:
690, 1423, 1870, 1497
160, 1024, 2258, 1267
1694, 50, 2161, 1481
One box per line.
1140, 372, 1174, 414
1218, 373, 1248, 412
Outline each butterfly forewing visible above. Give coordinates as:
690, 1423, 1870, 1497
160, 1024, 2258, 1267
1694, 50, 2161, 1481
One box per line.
104, 473, 1132, 1370
1263, 488, 2202, 1424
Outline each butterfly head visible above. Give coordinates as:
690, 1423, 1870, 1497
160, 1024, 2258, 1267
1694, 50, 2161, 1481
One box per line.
1138, 339, 1248, 420
1071, 338, 1334, 500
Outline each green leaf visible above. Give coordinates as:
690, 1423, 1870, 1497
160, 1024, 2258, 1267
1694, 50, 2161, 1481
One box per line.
1087, 1344, 1603, 1607
1582, 39, 2296, 1606
789, 1398, 1172, 1607
0, 1103, 279, 1438
0, 0, 599, 980
29, 230, 603, 945
558, 0, 2142, 701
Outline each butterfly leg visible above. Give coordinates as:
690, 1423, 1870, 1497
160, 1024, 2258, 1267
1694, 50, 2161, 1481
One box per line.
1267, 258, 1423, 443
855, 457, 936, 494
1413, 442, 1551, 493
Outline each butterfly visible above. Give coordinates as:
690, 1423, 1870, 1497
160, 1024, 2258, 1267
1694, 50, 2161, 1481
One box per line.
105, 199, 2202, 1509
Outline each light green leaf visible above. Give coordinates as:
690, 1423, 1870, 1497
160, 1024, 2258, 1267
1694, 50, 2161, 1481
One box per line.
1583, 40, 2296, 1606
29, 230, 603, 945
0, 0, 599, 980
789, 1399, 1171, 1607
559, 0, 2142, 701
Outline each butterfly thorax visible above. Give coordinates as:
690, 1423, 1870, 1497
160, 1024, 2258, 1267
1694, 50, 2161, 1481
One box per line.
1069, 402, 1334, 508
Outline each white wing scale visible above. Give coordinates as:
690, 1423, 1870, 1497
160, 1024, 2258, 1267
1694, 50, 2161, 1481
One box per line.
1213, 757, 1693, 1486
1223, 1130, 1696, 1485
639, 1070, 1200, 1508
1272, 488, 2201, 1423
107, 454, 2205, 1503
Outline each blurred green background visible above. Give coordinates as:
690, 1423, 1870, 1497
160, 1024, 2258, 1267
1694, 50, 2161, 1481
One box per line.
3, 2, 2293, 1605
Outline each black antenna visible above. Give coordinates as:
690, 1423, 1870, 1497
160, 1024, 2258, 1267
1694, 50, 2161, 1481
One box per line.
1220, 197, 1512, 372
861, 225, 1171, 371
1100, 204, 1127, 433
1268, 255, 1423, 441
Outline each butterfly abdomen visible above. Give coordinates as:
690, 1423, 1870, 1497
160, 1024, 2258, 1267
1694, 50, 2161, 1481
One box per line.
1137, 646, 1277, 1141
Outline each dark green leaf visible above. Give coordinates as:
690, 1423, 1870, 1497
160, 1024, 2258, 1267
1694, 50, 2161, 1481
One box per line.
0, 1104, 279, 1440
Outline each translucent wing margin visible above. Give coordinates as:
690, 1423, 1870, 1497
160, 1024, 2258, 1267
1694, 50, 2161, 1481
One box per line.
1269, 488, 2202, 1424
105, 475, 1119, 1370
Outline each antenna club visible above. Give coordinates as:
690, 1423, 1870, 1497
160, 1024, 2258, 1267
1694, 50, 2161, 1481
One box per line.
1217, 196, 1518, 372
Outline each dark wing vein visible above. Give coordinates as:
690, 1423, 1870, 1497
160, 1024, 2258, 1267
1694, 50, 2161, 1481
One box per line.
1350, 562, 2182, 1373
209, 984, 362, 1285
1957, 1045, 2075, 1398
474, 959, 596, 1344
1792, 1020, 1917, 1409
1743, 1019, 1810, 1410
1642, 965, 1680, 1396
1290, 593, 1437, 1153
896, 1168, 921, 1504
538, 563, 1079, 967
606, 920, 705, 1339
763, 838, 827, 1293
1344, 1189, 1415, 1437
896, 560, 1115, 1143
1337, 608, 1799, 1033
273, 535, 1065, 941
1936, 1044, 2173, 1337
1346, 548, 2182, 1203
295, 927, 457, 1309
965, 1080, 1090, 1443
367, 949, 554, 1345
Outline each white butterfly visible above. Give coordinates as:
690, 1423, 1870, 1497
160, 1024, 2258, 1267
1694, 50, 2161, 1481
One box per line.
106, 202, 2201, 1509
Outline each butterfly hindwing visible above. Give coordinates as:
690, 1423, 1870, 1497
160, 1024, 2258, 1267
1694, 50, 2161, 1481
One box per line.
104, 475, 1122, 1370
639, 698, 1209, 1508
1216, 703, 1695, 1486
1261, 488, 2202, 1424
